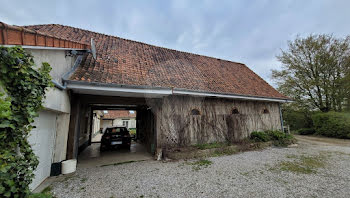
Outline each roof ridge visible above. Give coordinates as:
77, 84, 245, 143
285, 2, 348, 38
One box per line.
23, 23, 247, 66
1, 22, 89, 49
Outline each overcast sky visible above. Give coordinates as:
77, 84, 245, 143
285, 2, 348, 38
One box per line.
1, 0, 350, 85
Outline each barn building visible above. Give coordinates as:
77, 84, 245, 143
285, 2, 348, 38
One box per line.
1, 22, 289, 190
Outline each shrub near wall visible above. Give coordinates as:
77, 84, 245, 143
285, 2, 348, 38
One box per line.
312, 112, 350, 139
250, 130, 296, 147
250, 131, 270, 142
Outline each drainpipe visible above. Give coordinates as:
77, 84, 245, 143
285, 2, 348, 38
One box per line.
278, 103, 285, 133
51, 54, 84, 91
62, 55, 83, 82
52, 79, 66, 90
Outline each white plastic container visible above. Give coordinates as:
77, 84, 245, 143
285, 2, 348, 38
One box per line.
61, 159, 77, 174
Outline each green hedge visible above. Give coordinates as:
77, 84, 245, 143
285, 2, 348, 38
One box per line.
282, 108, 313, 131
312, 112, 350, 139
250, 130, 296, 147
297, 128, 316, 135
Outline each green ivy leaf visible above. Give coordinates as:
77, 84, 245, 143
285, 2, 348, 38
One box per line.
0, 46, 52, 197
0, 185, 5, 193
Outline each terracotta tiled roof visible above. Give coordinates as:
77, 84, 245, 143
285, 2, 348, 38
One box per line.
0, 22, 89, 49
103, 110, 136, 119
24, 24, 287, 99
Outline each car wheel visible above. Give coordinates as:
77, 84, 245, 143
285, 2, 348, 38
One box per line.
100, 145, 106, 152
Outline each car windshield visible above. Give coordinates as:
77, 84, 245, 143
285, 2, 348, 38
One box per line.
106, 127, 128, 135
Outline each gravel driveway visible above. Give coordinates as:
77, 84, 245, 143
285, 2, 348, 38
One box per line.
51, 136, 350, 198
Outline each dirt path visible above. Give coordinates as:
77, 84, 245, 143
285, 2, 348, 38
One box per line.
295, 134, 350, 147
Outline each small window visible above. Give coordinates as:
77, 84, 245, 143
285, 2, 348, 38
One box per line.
263, 108, 269, 114
190, 109, 200, 115
232, 108, 239, 114
123, 120, 129, 128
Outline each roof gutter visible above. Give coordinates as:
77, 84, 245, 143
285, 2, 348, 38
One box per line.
172, 88, 291, 103
66, 80, 172, 97
65, 80, 292, 103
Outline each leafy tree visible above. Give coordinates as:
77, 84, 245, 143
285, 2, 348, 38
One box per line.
272, 34, 350, 112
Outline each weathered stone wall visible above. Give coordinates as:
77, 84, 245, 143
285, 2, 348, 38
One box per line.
154, 95, 282, 148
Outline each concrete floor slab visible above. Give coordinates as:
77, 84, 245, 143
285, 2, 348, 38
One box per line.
77, 142, 153, 168
91, 133, 102, 142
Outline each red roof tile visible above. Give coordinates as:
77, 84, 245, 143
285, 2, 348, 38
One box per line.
24, 24, 287, 99
0, 22, 89, 49
103, 110, 136, 119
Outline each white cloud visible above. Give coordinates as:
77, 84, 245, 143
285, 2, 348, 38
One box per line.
1, 0, 350, 87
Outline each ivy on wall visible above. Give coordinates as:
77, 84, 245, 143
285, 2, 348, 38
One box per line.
0, 46, 53, 197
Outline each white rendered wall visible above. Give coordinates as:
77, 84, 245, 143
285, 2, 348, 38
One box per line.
92, 111, 103, 134
28, 111, 57, 190
28, 49, 76, 84
27, 49, 74, 114
25, 49, 75, 190
114, 118, 136, 128
101, 120, 113, 129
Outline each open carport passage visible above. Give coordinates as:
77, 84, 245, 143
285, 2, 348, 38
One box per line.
66, 94, 158, 168
78, 109, 153, 168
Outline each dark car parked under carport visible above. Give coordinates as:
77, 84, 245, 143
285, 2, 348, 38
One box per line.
100, 126, 131, 151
